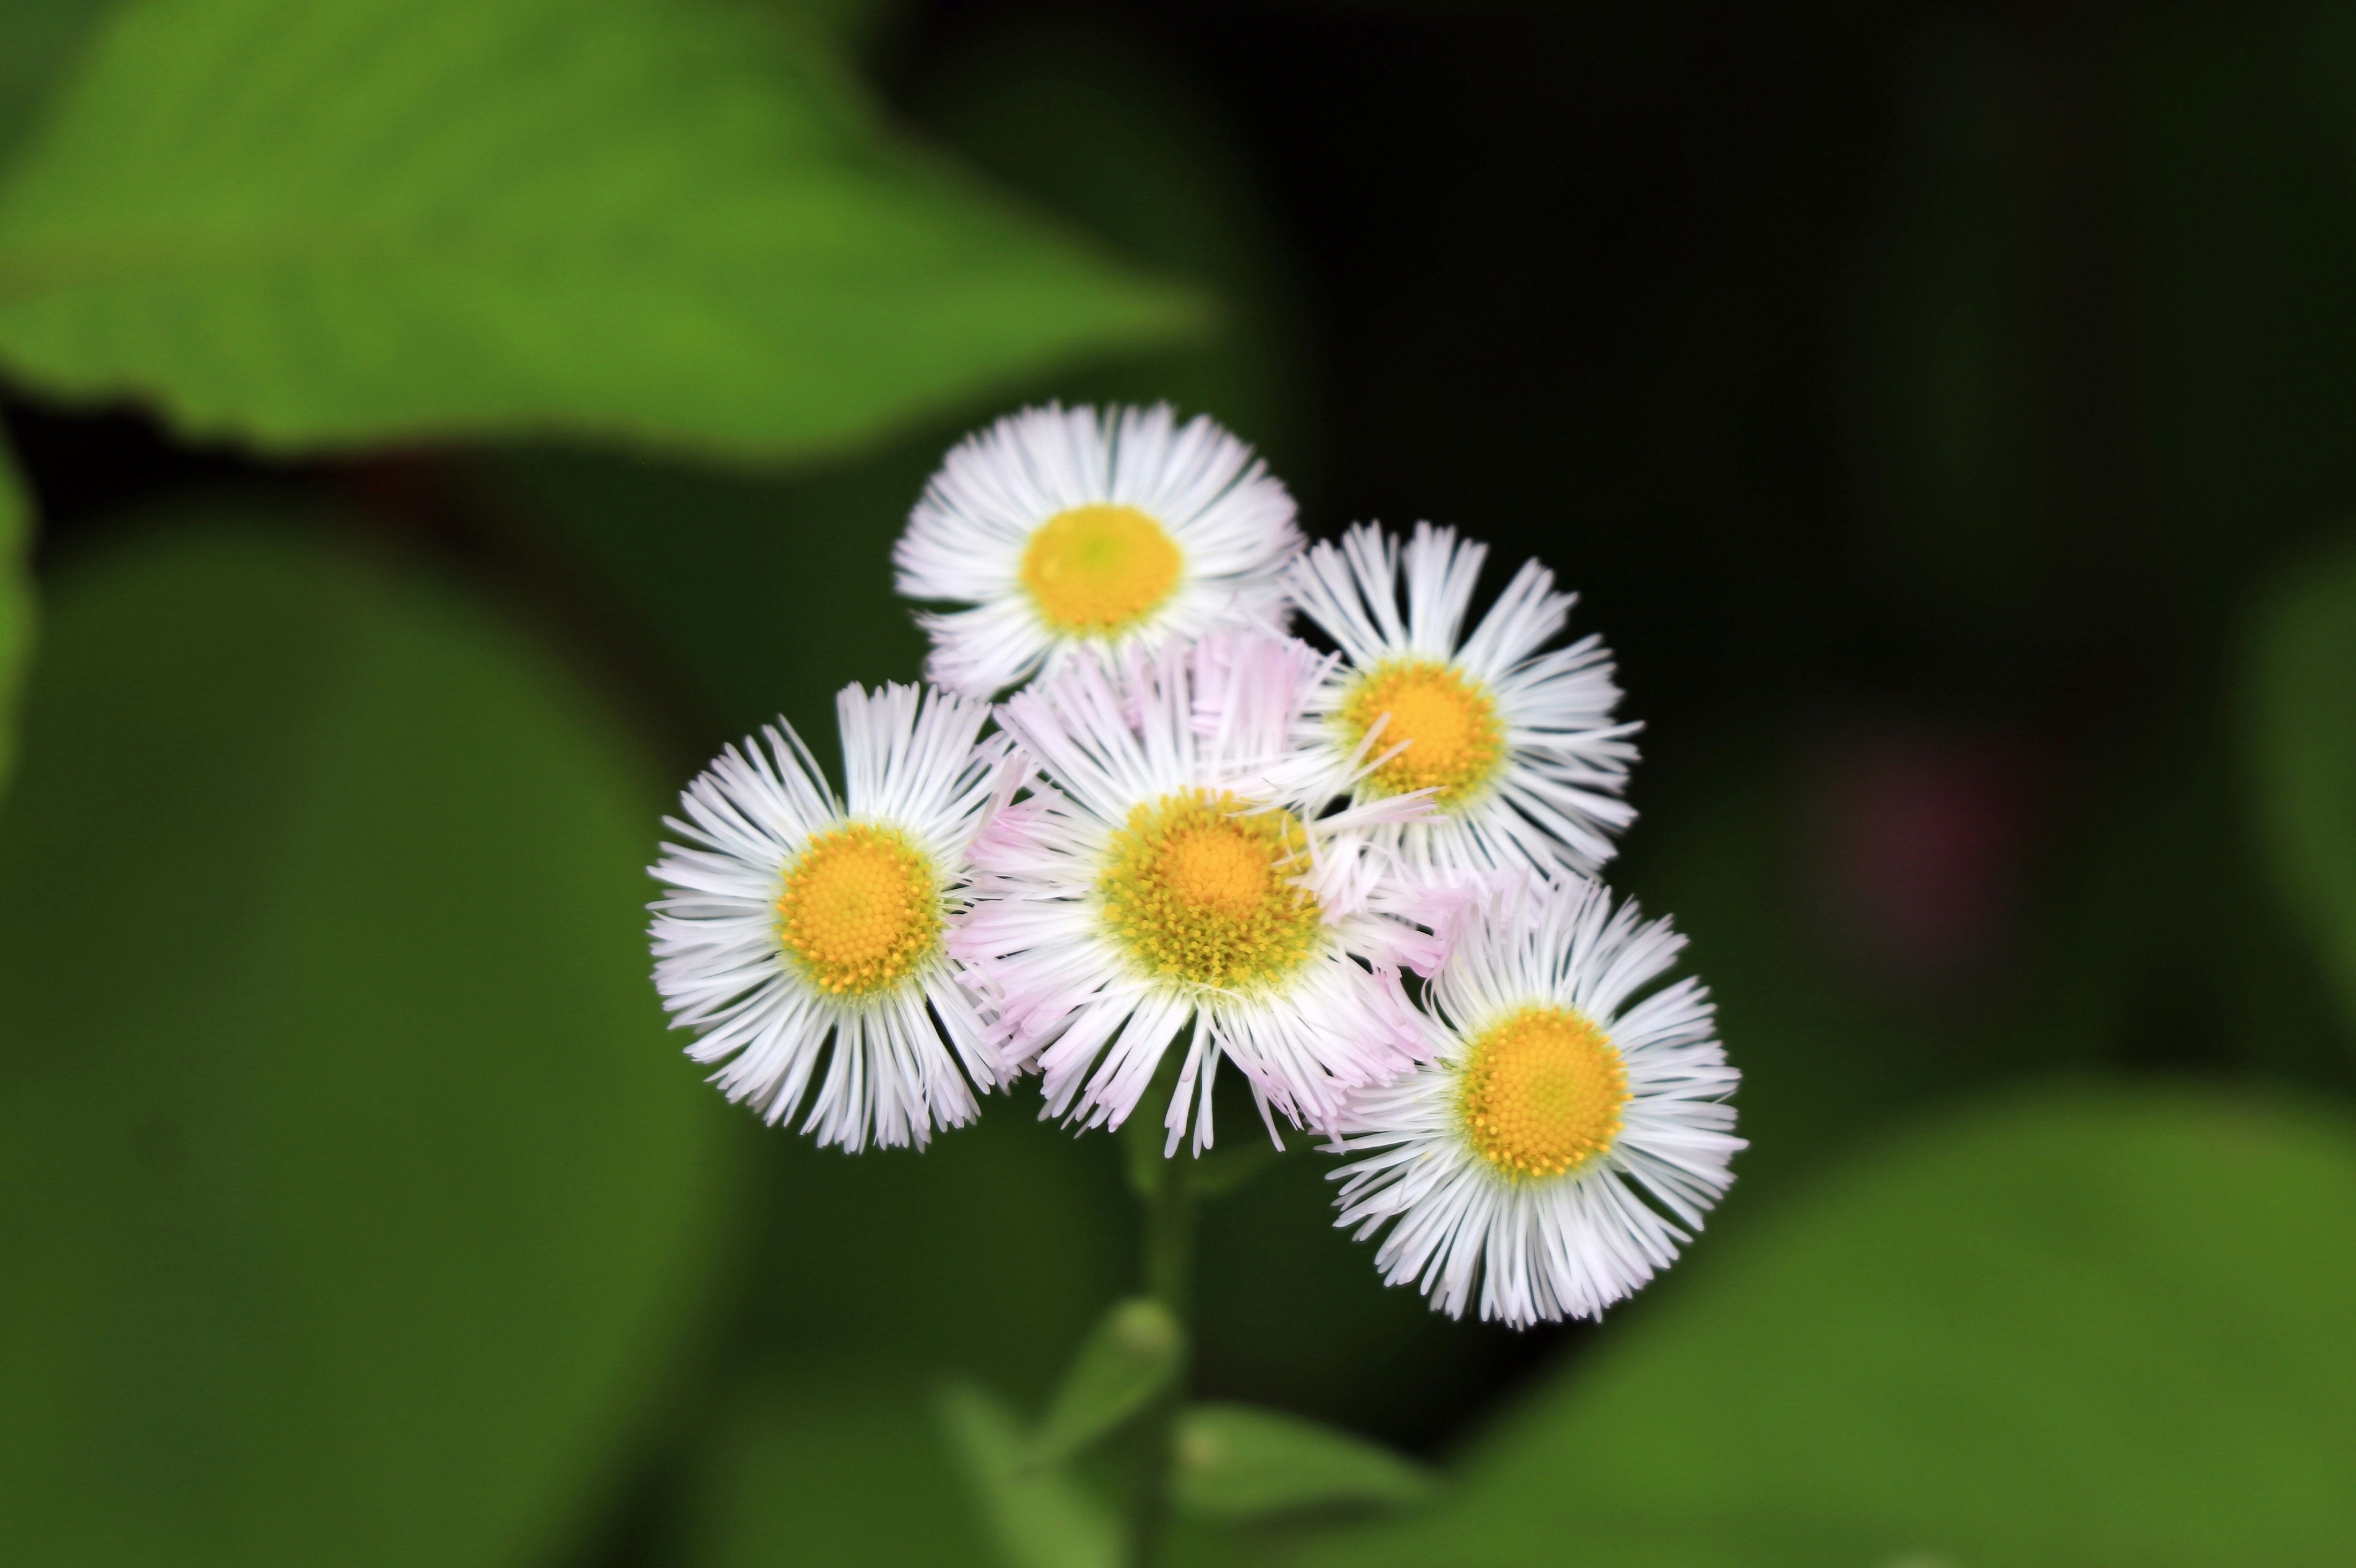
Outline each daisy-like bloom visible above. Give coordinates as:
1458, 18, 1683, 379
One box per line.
649, 682, 1018, 1152
954, 632, 1447, 1153
894, 403, 1303, 698
1328, 876, 1741, 1328
1285, 521, 1638, 878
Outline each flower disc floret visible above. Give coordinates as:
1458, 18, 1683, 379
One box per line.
1341, 656, 1506, 809
1020, 504, 1185, 635
895, 405, 1300, 696
777, 822, 941, 996
1458, 1004, 1628, 1181
1326, 877, 1738, 1326
1098, 789, 1323, 992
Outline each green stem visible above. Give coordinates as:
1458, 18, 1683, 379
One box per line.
1125, 1093, 1198, 1568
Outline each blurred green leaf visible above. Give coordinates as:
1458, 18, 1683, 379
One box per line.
1172, 1404, 1434, 1524
757, 0, 907, 62
0, 0, 117, 168
0, 0, 1204, 461
1031, 1298, 1182, 1468
681, 1090, 1131, 1554
938, 1380, 1118, 1568
2246, 536, 2356, 1035
0, 434, 31, 798
1296, 1086, 2356, 1568
0, 523, 730, 1566
686, 1375, 999, 1568
474, 16, 1315, 810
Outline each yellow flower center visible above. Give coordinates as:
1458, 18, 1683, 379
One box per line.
1020, 504, 1185, 635
776, 823, 940, 996
1339, 657, 1506, 809
1458, 1005, 1628, 1181
1098, 789, 1323, 991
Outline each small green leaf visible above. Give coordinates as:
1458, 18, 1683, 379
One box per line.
936, 1380, 1117, 1568
1030, 1297, 1182, 1467
1296, 1086, 2356, 1568
0, 521, 731, 1566
1172, 1404, 1434, 1523
0, 0, 1205, 462
2246, 537, 2356, 1034
0, 434, 31, 799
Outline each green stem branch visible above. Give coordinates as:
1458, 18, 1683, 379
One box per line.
1125, 1097, 1197, 1568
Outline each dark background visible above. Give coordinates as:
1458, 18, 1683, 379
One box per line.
7, 1, 2355, 1562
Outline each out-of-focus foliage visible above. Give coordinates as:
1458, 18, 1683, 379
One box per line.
0, 525, 730, 1567
1299, 1087, 2356, 1568
1170, 1404, 1434, 1524
1030, 1299, 1182, 1468
662, 1097, 1133, 1565
473, 7, 1314, 785
0, 0, 1204, 460
937, 1380, 1119, 1568
762, 0, 907, 61
0, 0, 113, 166
0, 436, 30, 797
2246, 538, 2356, 1039
2, 1, 2355, 1566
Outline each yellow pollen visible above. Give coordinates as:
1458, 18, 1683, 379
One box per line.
776, 823, 940, 996
1340, 658, 1505, 809
1098, 789, 1323, 991
1020, 504, 1185, 634
1457, 1005, 1628, 1182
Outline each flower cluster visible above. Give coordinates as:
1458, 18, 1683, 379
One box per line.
649, 404, 1742, 1327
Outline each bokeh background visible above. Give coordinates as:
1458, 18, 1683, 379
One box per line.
4, 1, 2356, 1565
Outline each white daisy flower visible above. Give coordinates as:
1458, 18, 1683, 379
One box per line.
952, 632, 1449, 1154
649, 682, 1019, 1152
894, 403, 1303, 698
1328, 875, 1742, 1328
1284, 521, 1638, 878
